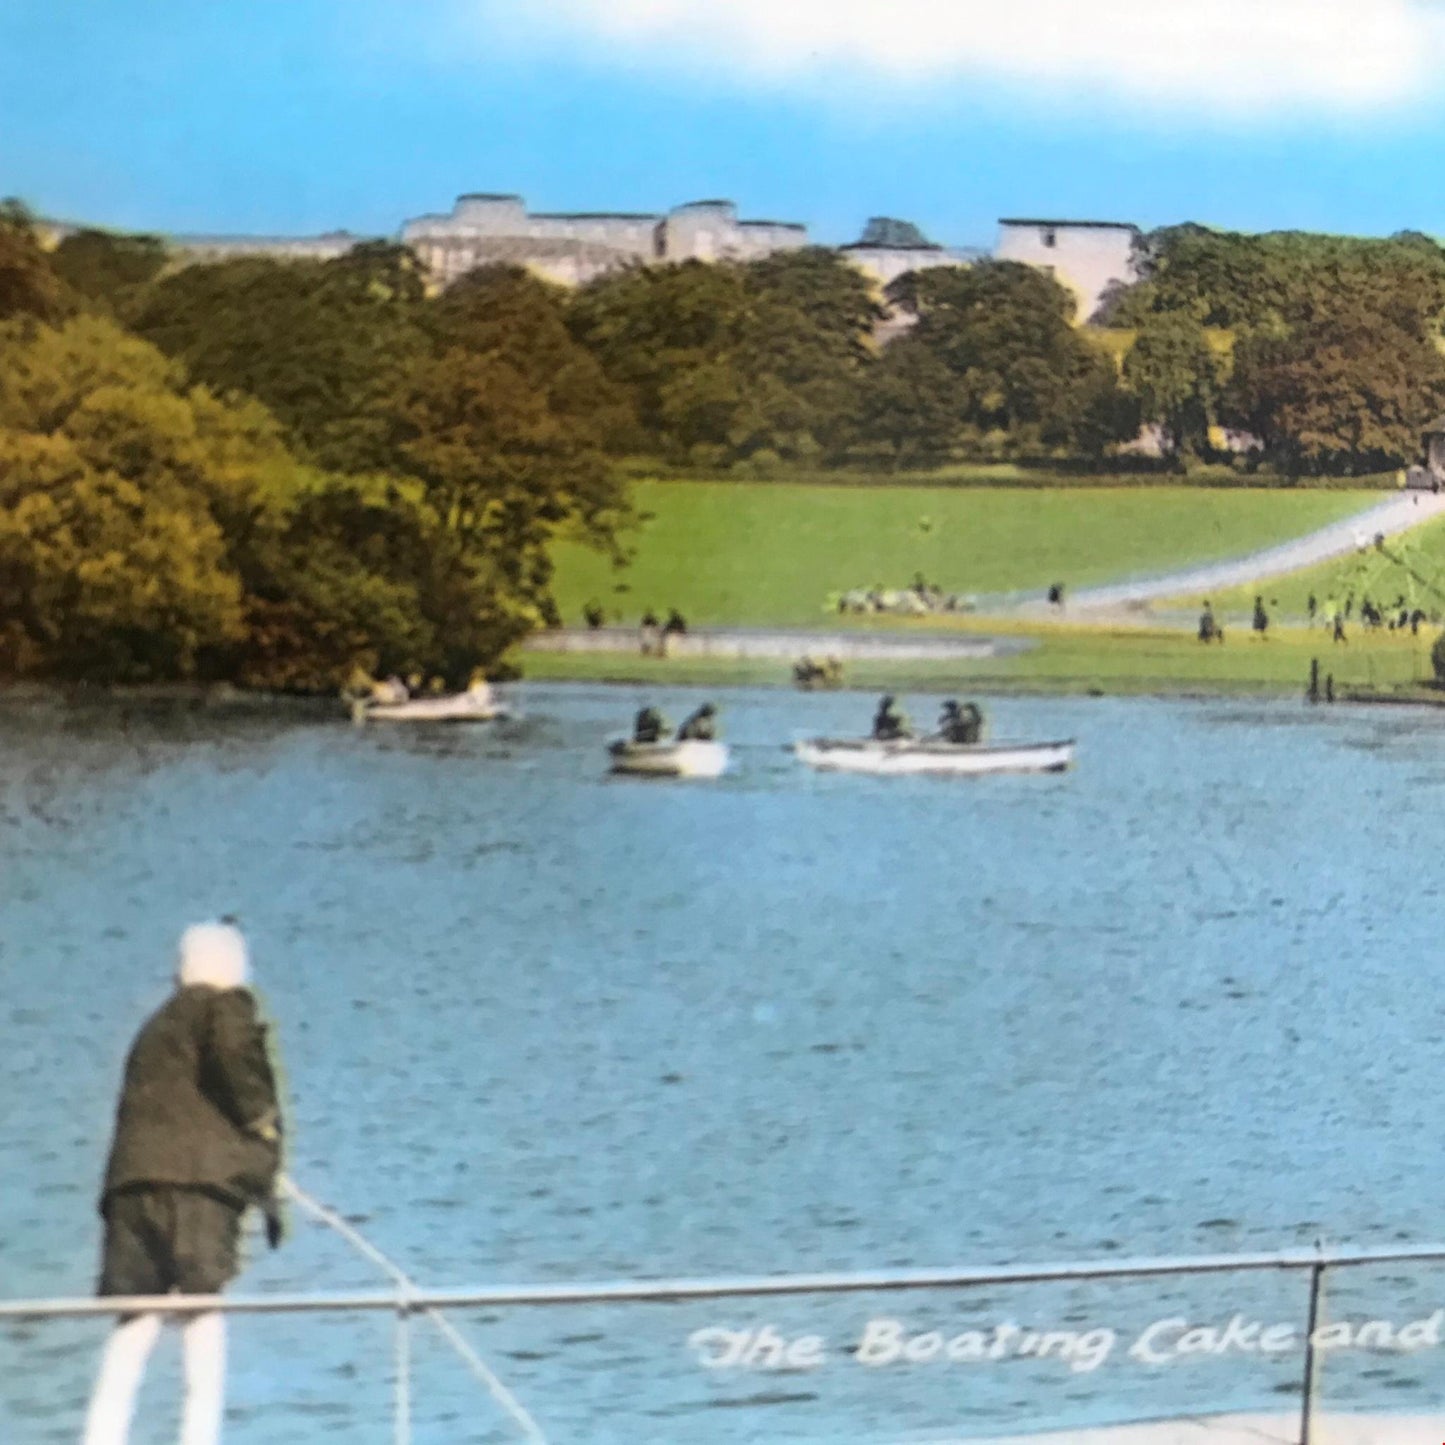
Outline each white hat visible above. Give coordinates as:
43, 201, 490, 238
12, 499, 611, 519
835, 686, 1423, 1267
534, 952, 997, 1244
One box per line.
176, 921, 250, 990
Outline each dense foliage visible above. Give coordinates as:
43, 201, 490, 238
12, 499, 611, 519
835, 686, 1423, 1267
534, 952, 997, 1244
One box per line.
0, 213, 631, 689
883, 262, 1133, 461
8, 200, 1445, 685
1109, 225, 1445, 474
568, 248, 884, 469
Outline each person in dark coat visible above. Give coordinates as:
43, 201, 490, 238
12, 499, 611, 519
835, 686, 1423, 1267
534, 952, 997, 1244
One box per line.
677, 702, 717, 740
872, 695, 913, 741
633, 705, 668, 743
938, 699, 983, 744
82, 921, 285, 1445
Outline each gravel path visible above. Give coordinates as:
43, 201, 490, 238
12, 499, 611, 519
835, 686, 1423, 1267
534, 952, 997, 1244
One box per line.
1023, 491, 1445, 617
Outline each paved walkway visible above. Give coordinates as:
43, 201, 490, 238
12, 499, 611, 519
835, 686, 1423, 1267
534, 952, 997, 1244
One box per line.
1023, 491, 1445, 617
959, 1412, 1442, 1444
525, 626, 1033, 662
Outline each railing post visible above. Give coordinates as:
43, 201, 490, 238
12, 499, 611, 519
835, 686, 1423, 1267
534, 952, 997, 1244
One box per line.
1298, 1251, 1326, 1445
395, 1294, 412, 1445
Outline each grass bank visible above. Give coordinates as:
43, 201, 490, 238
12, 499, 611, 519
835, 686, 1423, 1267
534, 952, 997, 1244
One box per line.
522, 621, 1440, 699
552, 482, 1376, 629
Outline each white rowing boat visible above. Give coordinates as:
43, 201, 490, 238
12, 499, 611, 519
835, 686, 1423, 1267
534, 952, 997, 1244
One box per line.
352, 687, 512, 724
607, 739, 730, 778
794, 737, 1075, 776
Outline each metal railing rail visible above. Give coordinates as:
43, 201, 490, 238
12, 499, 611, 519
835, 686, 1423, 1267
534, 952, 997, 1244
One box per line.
11, 1241, 1445, 1443
9, 1238, 1445, 1318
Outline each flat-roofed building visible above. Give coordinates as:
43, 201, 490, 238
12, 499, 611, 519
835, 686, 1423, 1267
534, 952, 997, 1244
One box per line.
400, 194, 809, 287
994, 218, 1140, 322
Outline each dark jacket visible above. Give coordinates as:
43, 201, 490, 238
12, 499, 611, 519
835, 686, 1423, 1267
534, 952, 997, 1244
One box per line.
101, 986, 282, 1213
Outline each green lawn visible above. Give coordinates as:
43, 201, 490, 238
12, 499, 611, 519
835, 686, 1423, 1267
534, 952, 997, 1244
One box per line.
552, 482, 1377, 628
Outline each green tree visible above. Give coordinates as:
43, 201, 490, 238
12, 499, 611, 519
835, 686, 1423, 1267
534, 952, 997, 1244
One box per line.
429, 264, 635, 452
0, 199, 68, 322
1114, 224, 1445, 334
889, 261, 1133, 452
1122, 311, 1219, 461
1228, 299, 1445, 474
851, 336, 966, 466
365, 266, 633, 655
51, 228, 169, 312
388, 342, 623, 643
569, 249, 880, 465
0, 317, 252, 678
131, 244, 429, 472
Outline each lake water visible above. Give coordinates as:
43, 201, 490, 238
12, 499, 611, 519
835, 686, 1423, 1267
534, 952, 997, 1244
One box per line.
5, 683, 1445, 1442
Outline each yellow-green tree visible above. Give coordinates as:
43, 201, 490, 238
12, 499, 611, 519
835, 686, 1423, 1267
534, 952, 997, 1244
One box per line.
0, 317, 258, 677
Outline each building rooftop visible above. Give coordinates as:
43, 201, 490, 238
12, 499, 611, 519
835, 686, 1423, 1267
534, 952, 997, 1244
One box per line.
999, 218, 1139, 231
534, 211, 658, 222
839, 240, 943, 253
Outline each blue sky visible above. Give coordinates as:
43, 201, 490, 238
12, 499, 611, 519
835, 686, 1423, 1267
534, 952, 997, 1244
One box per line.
3, 0, 1445, 249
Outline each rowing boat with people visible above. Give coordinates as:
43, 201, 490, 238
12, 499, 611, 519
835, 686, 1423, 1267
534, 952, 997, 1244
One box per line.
793, 736, 1075, 776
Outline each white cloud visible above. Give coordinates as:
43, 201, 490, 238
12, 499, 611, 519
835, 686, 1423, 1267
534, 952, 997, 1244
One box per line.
511, 0, 1443, 115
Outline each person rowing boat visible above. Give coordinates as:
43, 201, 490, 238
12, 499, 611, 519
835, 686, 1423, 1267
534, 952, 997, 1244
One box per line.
632, 705, 669, 743
871, 695, 913, 741
676, 702, 718, 741
937, 699, 984, 745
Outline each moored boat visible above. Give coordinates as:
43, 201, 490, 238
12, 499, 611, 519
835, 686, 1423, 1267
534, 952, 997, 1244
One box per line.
607, 738, 730, 778
352, 685, 512, 724
794, 736, 1074, 776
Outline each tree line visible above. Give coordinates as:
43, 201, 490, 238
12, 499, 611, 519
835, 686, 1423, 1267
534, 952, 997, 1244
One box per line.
5, 201, 1445, 687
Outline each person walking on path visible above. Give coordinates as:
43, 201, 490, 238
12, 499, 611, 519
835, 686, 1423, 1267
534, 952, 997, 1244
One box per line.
82, 921, 286, 1445
1252, 595, 1270, 639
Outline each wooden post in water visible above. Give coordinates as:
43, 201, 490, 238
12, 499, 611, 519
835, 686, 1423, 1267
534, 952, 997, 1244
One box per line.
1325, 674, 1335, 703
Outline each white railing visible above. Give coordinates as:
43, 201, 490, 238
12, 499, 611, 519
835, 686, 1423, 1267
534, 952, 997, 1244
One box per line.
9, 1239, 1445, 1443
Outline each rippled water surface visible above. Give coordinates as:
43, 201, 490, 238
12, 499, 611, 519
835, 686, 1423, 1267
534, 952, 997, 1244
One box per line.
5, 684, 1445, 1441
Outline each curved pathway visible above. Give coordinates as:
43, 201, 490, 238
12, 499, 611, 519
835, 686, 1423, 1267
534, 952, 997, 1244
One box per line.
1019, 491, 1445, 617
525, 625, 1033, 661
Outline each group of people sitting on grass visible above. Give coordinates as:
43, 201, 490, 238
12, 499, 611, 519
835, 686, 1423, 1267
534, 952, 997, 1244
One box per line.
872, 695, 985, 745
793, 656, 845, 689
632, 702, 718, 744
835, 574, 975, 617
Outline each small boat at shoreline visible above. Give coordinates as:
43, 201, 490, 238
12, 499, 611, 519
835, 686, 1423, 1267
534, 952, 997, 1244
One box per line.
794, 737, 1075, 777
352, 686, 512, 724
607, 738, 730, 778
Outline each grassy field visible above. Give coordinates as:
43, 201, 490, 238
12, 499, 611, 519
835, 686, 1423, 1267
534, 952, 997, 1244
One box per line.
551, 482, 1377, 628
